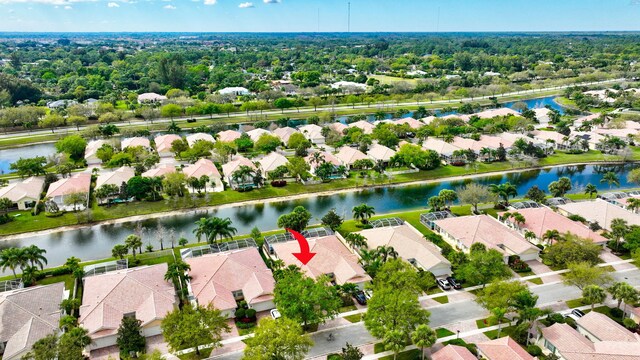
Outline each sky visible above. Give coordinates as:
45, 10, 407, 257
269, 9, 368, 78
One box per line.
0, 0, 639, 33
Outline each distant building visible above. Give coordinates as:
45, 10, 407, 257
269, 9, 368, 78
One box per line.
218, 87, 250, 96
298, 124, 325, 145
137, 92, 167, 103
46, 173, 92, 211
121, 137, 151, 150
0, 177, 44, 210
330, 81, 367, 93
47, 99, 77, 109
216, 130, 242, 143
154, 134, 182, 157
182, 159, 224, 192
85, 139, 109, 165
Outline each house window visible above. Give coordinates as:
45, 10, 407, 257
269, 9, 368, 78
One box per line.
124, 312, 136, 319
232, 290, 244, 300
543, 339, 556, 353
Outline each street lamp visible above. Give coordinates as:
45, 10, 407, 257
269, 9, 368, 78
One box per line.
456, 330, 460, 339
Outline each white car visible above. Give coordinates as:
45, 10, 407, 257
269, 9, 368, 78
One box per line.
270, 309, 281, 320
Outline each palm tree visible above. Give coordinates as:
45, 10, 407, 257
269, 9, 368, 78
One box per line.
510, 212, 526, 229
489, 182, 517, 206
193, 217, 207, 242
583, 285, 607, 311
376, 245, 398, 262
23, 245, 47, 270
584, 183, 598, 198
524, 230, 537, 242
608, 281, 639, 313
124, 234, 143, 259
194, 217, 237, 244
610, 218, 629, 253
345, 233, 368, 249
0, 247, 27, 278
148, 176, 163, 201
165, 260, 192, 298
626, 198, 640, 213
232, 165, 255, 189
111, 244, 129, 259
600, 172, 620, 189
411, 324, 437, 360
490, 307, 508, 338
352, 204, 375, 224
542, 229, 562, 244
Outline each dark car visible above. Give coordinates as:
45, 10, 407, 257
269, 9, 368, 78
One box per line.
446, 276, 462, 290
437, 278, 451, 290
354, 291, 367, 305
572, 309, 585, 318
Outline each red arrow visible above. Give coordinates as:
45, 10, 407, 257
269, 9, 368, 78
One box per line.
286, 228, 316, 265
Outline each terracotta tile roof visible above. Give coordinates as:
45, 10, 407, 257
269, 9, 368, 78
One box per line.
434, 215, 539, 256
79, 264, 177, 339
298, 124, 324, 141
272, 127, 299, 143
121, 137, 150, 149
258, 152, 289, 173
431, 344, 477, 360
348, 120, 375, 134
305, 151, 342, 168
542, 322, 640, 360
85, 139, 108, 160
356, 224, 450, 274
473, 108, 520, 119
558, 199, 640, 231
142, 164, 177, 178
327, 122, 348, 134
186, 133, 215, 147
222, 156, 257, 177
46, 172, 92, 198
183, 159, 222, 180
542, 323, 595, 354
335, 147, 369, 166
217, 130, 242, 143
394, 117, 423, 129
422, 138, 461, 156
367, 143, 396, 162
0, 283, 64, 360
0, 177, 44, 203
477, 336, 534, 360
246, 128, 272, 142
271, 235, 371, 285
577, 311, 640, 342
96, 166, 135, 188
186, 248, 275, 312
154, 134, 182, 154
499, 207, 607, 244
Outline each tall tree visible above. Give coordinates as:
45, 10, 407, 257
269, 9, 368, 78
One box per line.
457, 248, 511, 287
600, 171, 620, 189
117, 316, 147, 358
161, 304, 230, 356
458, 183, 496, 213
411, 324, 437, 360
563, 262, 612, 290
276, 206, 312, 232
242, 317, 313, 360
582, 285, 607, 310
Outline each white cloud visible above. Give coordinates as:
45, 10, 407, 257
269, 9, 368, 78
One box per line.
107, 2, 119, 7
163, 4, 175, 9
203, 0, 216, 5
238, 2, 253, 8
263, 0, 280, 3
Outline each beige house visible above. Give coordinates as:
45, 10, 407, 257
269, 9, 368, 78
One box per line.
222, 156, 258, 189
431, 344, 476, 360
299, 124, 325, 145
335, 146, 369, 169
246, 128, 272, 142
0, 177, 44, 210
85, 139, 109, 165
182, 159, 224, 192
79, 264, 177, 351
154, 134, 182, 157
367, 143, 396, 164
186, 133, 215, 147
121, 137, 151, 150
216, 130, 242, 143
394, 117, 423, 129
258, 152, 289, 178
477, 337, 534, 360
142, 164, 176, 178
46, 172, 92, 211
96, 166, 135, 189
185, 247, 276, 318
348, 120, 375, 134
272, 127, 299, 144
557, 199, 640, 231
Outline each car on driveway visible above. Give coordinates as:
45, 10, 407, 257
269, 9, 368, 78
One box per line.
270, 309, 281, 319
446, 276, 462, 290
437, 278, 451, 290
572, 309, 585, 318
354, 291, 367, 305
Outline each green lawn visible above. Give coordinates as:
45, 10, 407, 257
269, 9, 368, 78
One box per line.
436, 328, 455, 338
377, 349, 421, 360
566, 298, 586, 308
476, 317, 498, 329
433, 295, 449, 304
484, 325, 517, 340
344, 314, 363, 323
527, 277, 543, 285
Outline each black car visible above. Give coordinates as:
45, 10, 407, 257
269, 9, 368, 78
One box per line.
572, 309, 585, 318
446, 276, 462, 290
354, 291, 367, 305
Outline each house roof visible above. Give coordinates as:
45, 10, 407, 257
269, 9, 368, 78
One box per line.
186, 248, 275, 312
305, 151, 342, 168
182, 159, 222, 180
431, 344, 477, 360
576, 311, 640, 342
356, 224, 450, 273
0, 283, 64, 360
79, 264, 176, 339
434, 215, 540, 256
186, 133, 215, 147
298, 124, 324, 140
532, 130, 568, 143
137, 93, 166, 102
422, 138, 461, 156
246, 128, 272, 142
142, 164, 176, 178
327, 122, 349, 134
499, 207, 607, 244
272, 127, 299, 143
0, 177, 45, 203
473, 108, 520, 119
476, 336, 534, 360
46, 172, 92, 198
154, 134, 182, 154
258, 152, 289, 173
348, 120, 375, 134
96, 166, 135, 188
121, 137, 150, 149
85, 139, 108, 160
367, 143, 396, 162
558, 199, 640, 230
542, 323, 595, 354
542, 322, 640, 360
335, 147, 369, 166
271, 235, 371, 285
222, 156, 256, 177
394, 117, 423, 129
217, 130, 242, 143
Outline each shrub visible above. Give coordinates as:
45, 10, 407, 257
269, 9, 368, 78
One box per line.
543, 313, 566, 326
234, 308, 246, 319
186, 118, 196, 123
567, 214, 586, 223
270, 180, 287, 187
610, 308, 624, 319
623, 318, 637, 330
245, 308, 256, 319
527, 345, 543, 356
45, 211, 64, 218
236, 321, 255, 329
565, 316, 577, 329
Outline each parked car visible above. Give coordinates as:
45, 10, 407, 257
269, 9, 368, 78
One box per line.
364, 289, 373, 300
270, 309, 281, 320
354, 291, 367, 305
572, 309, 585, 318
446, 276, 462, 290
437, 278, 451, 290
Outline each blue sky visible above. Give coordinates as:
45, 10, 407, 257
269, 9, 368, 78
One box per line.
0, 0, 639, 32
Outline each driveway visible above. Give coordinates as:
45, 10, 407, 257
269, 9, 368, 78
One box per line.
526, 260, 562, 284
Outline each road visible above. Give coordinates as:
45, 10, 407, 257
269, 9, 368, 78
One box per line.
0, 78, 623, 144
208, 266, 640, 359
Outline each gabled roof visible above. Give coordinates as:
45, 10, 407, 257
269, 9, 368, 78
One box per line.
422, 138, 461, 156
46, 172, 92, 198
222, 156, 257, 177
348, 120, 375, 134
434, 215, 540, 256
499, 207, 607, 244
217, 130, 242, 143
186, 133, 215, 147
246, 128, 272, 142
258, 152, 289, 173
531, 130, 568, 143
542, 322, 640, 360
577, 311, 640, 342
367, 143, 396, 162
335, 147, 369, 166
272, 127, 299, 143
542, 323, 595, 354
154, 134, 182, 154
121, 137, 150, 149
182, 159, 221, 180
473, 108, 520, 119
431, 344, 477, 360
356, 224, 450, 273
79, 264, 176, 339
305, 151, 342, 168
142, 164, 176, 178
96, 167, 135, 188
298, 124, 324, 140
186, 248, 275, 312
85, 139, 109, 160
394, 117, 423, 129
0, 283, 64, 360
477, 336, 534, 360
0, 177, 44, 203
271, 235, 371, 285
327, 122, 348, 134
558, 199, 640, 231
